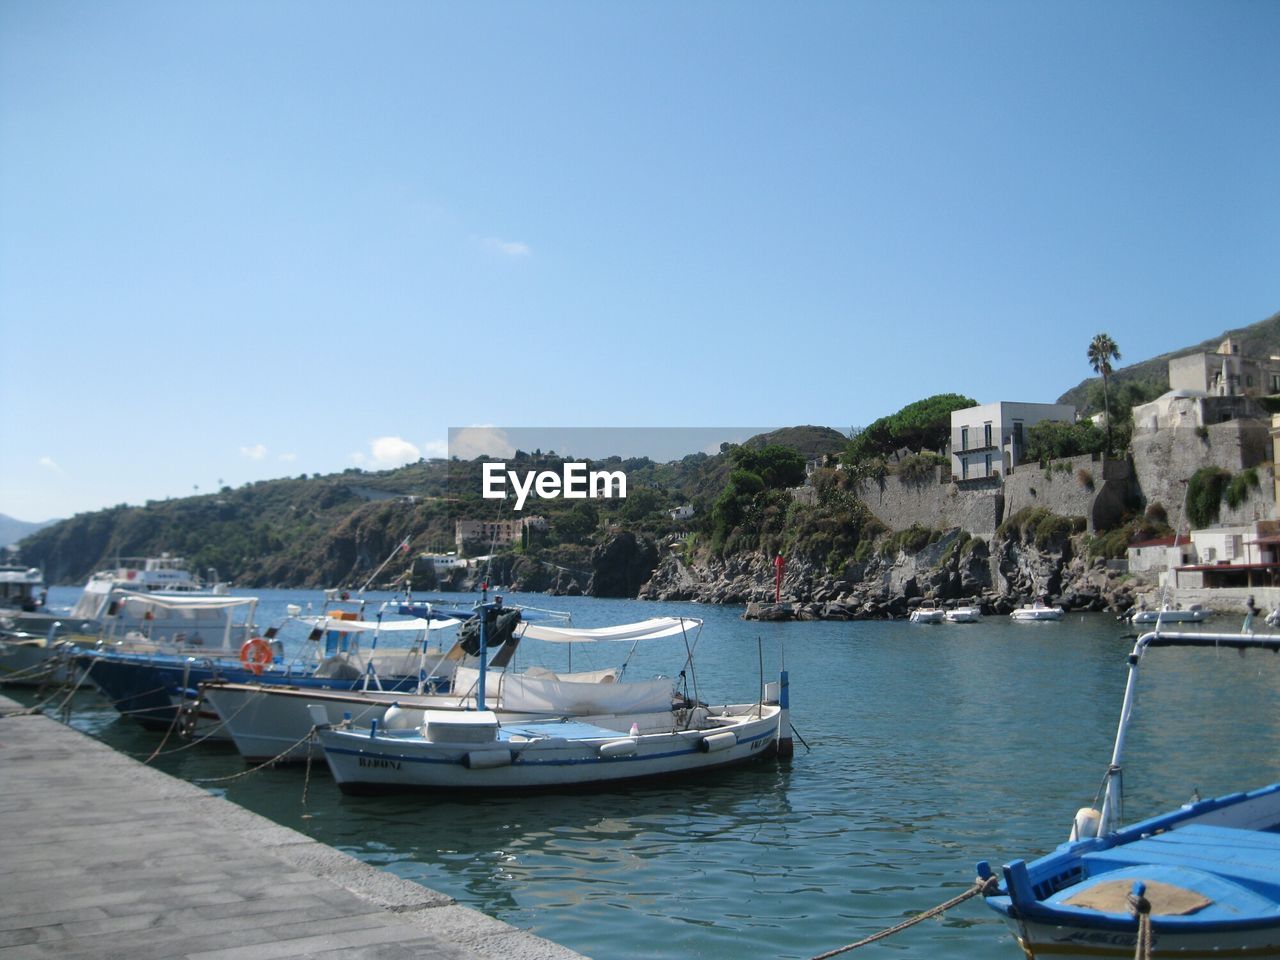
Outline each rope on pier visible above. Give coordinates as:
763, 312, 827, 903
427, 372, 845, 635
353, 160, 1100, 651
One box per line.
190, 726, 319, 784
807, 875, 1000, 959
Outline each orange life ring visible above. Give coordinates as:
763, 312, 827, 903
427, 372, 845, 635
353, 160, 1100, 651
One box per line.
239, 637, 273, 675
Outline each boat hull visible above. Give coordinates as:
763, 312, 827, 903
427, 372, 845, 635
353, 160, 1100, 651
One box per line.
78, 653, 438, 735
318, 707, 782, 794
985, 783, 1280, 959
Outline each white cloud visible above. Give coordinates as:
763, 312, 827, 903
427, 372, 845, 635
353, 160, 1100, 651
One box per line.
366, 436, 422, 468
449, 426, 515, 460
480, 237, 532, 258
37, 456, 63, 473
240, 443, 268, 460
421, 439, 449, 459
278, 452, 297, 462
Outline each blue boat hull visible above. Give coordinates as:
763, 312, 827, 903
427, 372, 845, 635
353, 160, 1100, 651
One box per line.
78, 653, 445, 731
981, 784, 1280, 959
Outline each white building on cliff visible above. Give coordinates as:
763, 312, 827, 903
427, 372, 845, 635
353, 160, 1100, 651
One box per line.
948, 401, 1077, 481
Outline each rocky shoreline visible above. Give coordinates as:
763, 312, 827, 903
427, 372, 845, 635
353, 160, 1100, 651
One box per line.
637, 527, 1144, 621
427, 527, 1146, 623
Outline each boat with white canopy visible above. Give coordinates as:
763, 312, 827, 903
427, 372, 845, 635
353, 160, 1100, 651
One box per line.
204, 615, 703, 763
314, 600, 790, 793
76, 596, 460, 733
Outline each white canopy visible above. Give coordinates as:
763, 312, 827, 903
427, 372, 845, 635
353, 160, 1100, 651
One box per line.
518, 616, 701, 644
300, 616, 461, 634
452, 665, 675, 714
117, 592, 256, 611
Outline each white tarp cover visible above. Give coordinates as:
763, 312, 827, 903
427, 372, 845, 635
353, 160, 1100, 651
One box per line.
452, 665, 675, 715
300, 616, 461, 633
117, 592, 256, 611
517, 617, 701, 644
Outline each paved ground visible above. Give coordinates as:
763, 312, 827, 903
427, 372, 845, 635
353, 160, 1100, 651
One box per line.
0, 693, 588, 960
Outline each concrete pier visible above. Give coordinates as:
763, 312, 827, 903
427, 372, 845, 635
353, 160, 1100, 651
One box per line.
0, 694, 588, 960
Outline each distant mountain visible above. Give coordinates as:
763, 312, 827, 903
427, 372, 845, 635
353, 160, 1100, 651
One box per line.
1058, 309, 1280, 412
0, 514, 59, 549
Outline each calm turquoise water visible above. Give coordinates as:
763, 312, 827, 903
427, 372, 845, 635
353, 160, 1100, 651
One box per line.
36, 586, 1280, 959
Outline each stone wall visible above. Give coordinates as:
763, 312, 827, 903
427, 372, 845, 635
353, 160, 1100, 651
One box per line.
856, 470, 1004, 537
1131, 416, 1272, 519
857, 456, 1131, 539
1003, 455, 1131, 532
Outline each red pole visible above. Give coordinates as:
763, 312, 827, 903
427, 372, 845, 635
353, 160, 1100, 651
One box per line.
774, 553, 784, 604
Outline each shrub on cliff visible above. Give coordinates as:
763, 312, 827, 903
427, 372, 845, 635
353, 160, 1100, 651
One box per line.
998, 507, 1084, 550
895, 452, 948, 486
1186, 467, 1231, 528
845, 394, 976, 464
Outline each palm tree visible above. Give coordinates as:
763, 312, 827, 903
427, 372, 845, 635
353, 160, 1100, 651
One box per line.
1088, 333, 1121, 449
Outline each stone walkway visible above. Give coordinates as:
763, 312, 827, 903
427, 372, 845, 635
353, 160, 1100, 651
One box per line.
0, 694, 587, 960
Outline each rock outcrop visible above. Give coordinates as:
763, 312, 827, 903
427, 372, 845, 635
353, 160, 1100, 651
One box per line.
642, 528, 1140, 621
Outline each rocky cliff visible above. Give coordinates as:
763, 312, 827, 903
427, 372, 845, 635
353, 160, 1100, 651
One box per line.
640, 526, 1138, 621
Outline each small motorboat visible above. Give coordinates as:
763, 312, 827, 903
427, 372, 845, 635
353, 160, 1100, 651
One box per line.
909, 603, 944, 624
944, 605, 982, 623
1010, 600, 1065, 622
978, 631, 1280, 959
1128, 602, 1211, 625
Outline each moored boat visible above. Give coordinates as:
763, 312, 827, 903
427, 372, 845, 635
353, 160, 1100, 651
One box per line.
203, 615, 696, 763
977, 630, 1280, 958
314, 599, 790, 793
944, 605, 982, 623
76, 596, 460, 733
1010, 600, 1065, 622
909, 602, 944, 624
1128, 602, 1211, 625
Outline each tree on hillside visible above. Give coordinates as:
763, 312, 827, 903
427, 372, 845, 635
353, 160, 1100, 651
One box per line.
844, 394, 976, 465
1088, 333, 1121, 447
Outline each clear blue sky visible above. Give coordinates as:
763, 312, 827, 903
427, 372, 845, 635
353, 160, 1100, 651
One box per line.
2, 1, 1277, 522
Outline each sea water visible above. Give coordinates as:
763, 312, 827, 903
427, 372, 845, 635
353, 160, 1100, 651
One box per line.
38, 585, 1280, 959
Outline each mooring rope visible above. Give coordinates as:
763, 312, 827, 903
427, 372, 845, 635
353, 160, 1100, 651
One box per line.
1129, 886, 1153, 960
807, 875, 1000, 959
190, 726, 319, 784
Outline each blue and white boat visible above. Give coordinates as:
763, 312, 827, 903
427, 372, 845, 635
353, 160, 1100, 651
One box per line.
76, 594, 462, 733
977, 630, 1280, 959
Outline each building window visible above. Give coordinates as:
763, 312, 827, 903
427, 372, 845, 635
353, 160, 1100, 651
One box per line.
962, 458, 969, 479
961, 426, 969, 451
984, 453, 992, 475
983, 423, 992, 447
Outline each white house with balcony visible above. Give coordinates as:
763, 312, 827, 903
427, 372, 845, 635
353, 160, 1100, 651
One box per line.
949, 401, 1077, 481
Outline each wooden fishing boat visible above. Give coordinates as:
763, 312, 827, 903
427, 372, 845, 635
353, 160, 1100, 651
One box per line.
314, 599, 791, 793
977, 631, 1280, 959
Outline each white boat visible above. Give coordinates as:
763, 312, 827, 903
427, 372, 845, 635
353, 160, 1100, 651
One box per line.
78, 596, 464, 736
978, 630, 1280, 959
944, 605, 982, 623
1010, 600, 1065, 622
67, 555, 226, 624
1128, 602, 1211, 625
314, 600, 791, 793
909, 603, 944, 624
203, 615, 691, 763
2, 555, 229, 686
0, 563, 45, 615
